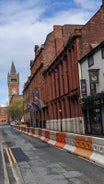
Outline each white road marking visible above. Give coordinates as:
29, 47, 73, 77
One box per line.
1, 141, 10, 184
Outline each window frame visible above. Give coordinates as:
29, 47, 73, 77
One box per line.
101, 46, 104, 59
88, 55, 94, 67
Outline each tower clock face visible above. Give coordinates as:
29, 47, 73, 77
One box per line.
12, 88, 17, 95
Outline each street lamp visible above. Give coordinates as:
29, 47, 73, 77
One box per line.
59, 108, 62, 132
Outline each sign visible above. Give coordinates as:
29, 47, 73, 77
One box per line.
32, 88, 41, 111
34, 88, 39, 99
81, 79, 87, 97
89, 69, 99, 83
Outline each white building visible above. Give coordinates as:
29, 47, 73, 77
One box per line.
79, 41, 104, 135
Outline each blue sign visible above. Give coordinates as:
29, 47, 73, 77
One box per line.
34, 88, 39, 99
32, 88, 41, 111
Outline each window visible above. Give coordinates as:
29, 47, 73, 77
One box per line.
88, 55, 94, 67
101, 46, 104, 58
90, 83, 96, 95
11, 78, 17, 82
90, 108, 102, 134
89, 69, 99, 95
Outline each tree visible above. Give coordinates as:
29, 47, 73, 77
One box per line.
7, 97, 24, 122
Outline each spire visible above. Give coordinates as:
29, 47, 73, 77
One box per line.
10, 61, 16, 74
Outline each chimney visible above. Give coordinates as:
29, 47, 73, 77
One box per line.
34, 45, 39, 56
41, 44, 44, 49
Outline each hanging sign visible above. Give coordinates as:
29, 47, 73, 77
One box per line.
81, 79, 87, 97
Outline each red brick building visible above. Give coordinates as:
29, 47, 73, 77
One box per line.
7, 62, 19, 103
23, 25, 82, 127
23, 1, 104, 134
0, 107, 8, 125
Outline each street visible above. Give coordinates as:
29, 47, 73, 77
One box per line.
0, 126, 104, 184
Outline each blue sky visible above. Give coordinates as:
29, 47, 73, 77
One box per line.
0, 0, 102, 106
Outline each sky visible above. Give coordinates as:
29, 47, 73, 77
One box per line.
0, 0, 102, 106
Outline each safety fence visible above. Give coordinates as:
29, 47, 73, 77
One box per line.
14, 125, 104, 167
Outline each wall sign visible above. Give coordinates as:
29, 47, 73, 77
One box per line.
81, 79, 87, 97
89, 69, 99, 83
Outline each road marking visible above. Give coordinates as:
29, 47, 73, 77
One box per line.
8, 148, 17, 164
5, 148, 12, 165
5, 147, 20, 183
5, 147, 17, 165
1, 142, 10, 184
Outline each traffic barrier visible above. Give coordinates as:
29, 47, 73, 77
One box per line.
38, 128, 42, 138
13, 125, 104, 167
44, 130, 50, 143
24, 126, 27, 133
48, 131, 56, 145
27, 127, 30, 135
34, 128, 38, 137
39, 129, 46, 141
64, 133, 76, 153
90, 137, 104, 165
55, 132, 66, 148
74, 135, 93, 159
31, 128, 35, 136
23, 126, 27, 134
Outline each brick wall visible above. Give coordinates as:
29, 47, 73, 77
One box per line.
0, 107, 8, 125
80, 6, 104, 58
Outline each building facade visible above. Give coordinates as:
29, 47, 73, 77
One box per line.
7, 62, 19, 103
43, 29, 84, 133
0, 107, 8, 125
79, 41, 104, 134
7, 62, 24, 122
23, 25, 82, 128
23, 1, 104, 134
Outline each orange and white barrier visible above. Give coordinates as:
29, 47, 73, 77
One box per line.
14, 125, 104, 167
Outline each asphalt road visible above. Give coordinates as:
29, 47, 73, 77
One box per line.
0, 125, 104, 184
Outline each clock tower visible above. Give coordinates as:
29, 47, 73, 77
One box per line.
7, 62, 19, 103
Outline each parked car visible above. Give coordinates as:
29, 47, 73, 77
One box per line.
10, 121, 17, 126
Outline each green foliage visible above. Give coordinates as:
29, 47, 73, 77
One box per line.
82, 91, 104, 105
7, 98, 23, 122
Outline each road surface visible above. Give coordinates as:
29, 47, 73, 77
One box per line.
0, 125, 104, 184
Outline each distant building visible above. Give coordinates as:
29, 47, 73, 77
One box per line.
79, 41, 104, 134
0, 62, 19, 125
7, 62, 23, 122
7, 61, 19, 103
0, 106, 8, 125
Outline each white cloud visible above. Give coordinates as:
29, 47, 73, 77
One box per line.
0, 0, 101, 106
74, 0, 101, 10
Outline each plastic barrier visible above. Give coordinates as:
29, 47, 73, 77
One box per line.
14, 126, 104, 167
31, 128, 35, 136
38, 128, 42, 138
55, 132, 66, 148
74, 135, 93, 159
44, 130, 50, 143
64, 133, 76, 153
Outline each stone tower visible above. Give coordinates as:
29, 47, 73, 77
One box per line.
7, 62, 19, 102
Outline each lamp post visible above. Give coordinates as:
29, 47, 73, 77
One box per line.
59, 108, 62, 132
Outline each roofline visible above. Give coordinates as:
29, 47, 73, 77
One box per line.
79, 41, 104, 64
